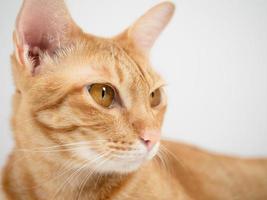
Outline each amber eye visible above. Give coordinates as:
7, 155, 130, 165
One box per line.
150, 88, 161, 107
88, 84, 115, 108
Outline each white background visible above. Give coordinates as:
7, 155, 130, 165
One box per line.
1, 0, 267, 168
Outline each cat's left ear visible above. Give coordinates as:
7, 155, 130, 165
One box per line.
122, 2, 175, 56
14, 0, 82, 75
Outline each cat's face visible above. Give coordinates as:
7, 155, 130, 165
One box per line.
13, 0, 174, 173
29, 40, 167, 173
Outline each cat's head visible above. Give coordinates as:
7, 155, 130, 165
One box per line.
12, 0, 175, 173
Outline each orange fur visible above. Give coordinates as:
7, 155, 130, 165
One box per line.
1, 1, 267, 199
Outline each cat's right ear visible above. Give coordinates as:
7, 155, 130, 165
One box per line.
14, 0, 82, 75
117, 2, 175, 57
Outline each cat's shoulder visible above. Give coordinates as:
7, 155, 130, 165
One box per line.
161, 139, 220, 162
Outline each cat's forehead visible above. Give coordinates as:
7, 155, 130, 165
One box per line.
59, 40, 164, 92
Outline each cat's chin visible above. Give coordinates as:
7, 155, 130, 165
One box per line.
97, 142, 160, 174
74, 142, 160, 174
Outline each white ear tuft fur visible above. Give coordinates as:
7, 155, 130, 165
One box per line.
128, 2, 175, 55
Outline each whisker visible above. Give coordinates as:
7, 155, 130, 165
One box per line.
51, 152, 108, 200
155, 149, 168, 172
76, 156, 108, 200
16, 140, 107, 152
52, 161, 91, 200
7, 155, 81, 192
160, 144, 187, 170
16, 145, 102, 153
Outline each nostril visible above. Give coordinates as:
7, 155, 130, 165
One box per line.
142, 138, 150, 145
139, 130, 161, 151
140, 137, 153, 151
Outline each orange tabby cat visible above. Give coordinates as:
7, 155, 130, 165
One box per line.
1, 0, 267, 199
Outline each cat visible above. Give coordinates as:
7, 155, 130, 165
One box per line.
1, 0, 267, 199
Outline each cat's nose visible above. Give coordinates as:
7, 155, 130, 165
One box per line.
140, 130, 161, 151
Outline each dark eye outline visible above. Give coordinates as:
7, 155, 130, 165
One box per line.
86, 83, 123, 109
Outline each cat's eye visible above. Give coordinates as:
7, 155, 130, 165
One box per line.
88, 84, 115, 108
150, 88, 161, 107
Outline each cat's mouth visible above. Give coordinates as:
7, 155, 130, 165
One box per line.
73, 140, 160, 173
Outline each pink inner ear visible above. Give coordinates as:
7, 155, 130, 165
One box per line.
129, 2, 175, 55
18, 15, 59, 70
18, 16, 56, 70
22, 22, 56, 53
15, 0, 76, 72
17, 1, 64, 52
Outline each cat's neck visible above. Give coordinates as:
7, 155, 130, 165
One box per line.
3, 151, 136, 200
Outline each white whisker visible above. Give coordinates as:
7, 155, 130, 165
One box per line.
51, 152, 108, 200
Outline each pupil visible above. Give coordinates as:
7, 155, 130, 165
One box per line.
151, 92, 155, 98
102, 87, 106, 98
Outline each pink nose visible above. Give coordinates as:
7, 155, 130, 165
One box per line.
140, 130, 161, 151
